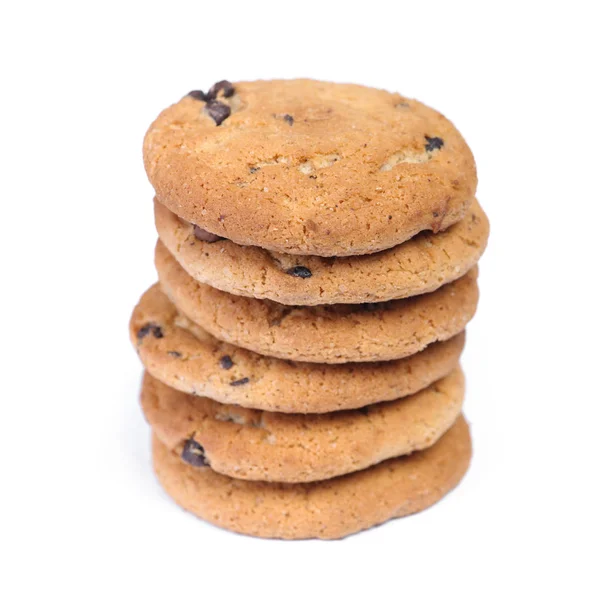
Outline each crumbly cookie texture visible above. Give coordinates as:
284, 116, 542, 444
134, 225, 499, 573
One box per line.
156, 243, 478, 363
142, 368, 464, 483
144, 79, 477, 256
154, 198, 489, 305
129, 284, 465, 413
152, 414, 471, 539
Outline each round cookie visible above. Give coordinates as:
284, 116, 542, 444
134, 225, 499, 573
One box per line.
156, 242, 479, 363
142, 368, 464, 483
152, 414, 472, 539
154, 198, 489, 305
130, 284, 465, 413
144, 79, 477, 257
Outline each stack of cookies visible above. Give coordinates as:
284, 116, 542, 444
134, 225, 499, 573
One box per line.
130, 79, 488, 539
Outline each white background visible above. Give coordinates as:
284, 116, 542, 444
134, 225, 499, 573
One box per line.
1, 1, 599, 598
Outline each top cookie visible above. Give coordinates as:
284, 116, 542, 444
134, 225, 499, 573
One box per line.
144, 79, 477, 256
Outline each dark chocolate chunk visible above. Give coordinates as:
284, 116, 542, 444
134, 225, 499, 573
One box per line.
189, 81, 234, 103
219, 355, 234, 370
208, 80, 235, 99
283, 114, 294, 125
181, 438, 209, 467
424, 136, 444, 152
193, 225, 223, 243
286, 266, 312, 278
137, 323, 164, 341
205, 100, 231, 126
167, 351, 182, 358
230, 377, 250, 386
188, 90, 209, 101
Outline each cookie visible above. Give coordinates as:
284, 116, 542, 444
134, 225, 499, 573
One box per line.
156, 242, 478, 363
144, 79, 477, 257
154, 198, 488, 306
130, 284, 465, 412
142, 368, 464, 483
152, 414, 471, 539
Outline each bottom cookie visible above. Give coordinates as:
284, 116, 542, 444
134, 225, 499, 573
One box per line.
152, 415, 472, 540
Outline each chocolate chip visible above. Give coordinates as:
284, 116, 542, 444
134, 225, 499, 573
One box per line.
283, 114, 294, 125
424, 136, 444, 152
137, 323, 163, 341
286, 266, 312, 278
208, 80, 235, 99
230, 377, 250, 386
189, 80, 234, 103
181, 438, 209, 467
249, 167, 260, 174
193, 225, 223, 243
205, 101, 231, 126
219, 355, 234, 370
168, 351, 182, 358
188, 90, 209, 101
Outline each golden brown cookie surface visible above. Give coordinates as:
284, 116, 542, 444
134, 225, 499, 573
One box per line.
154, 198, 488, 305
144, 79, 477, 256
142, 369, 464, 483
152, 415, 472, 539
129, 284, 465, 412
156, 242, 478, 363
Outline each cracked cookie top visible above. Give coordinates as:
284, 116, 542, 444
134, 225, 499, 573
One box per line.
143, 79, 477, 256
